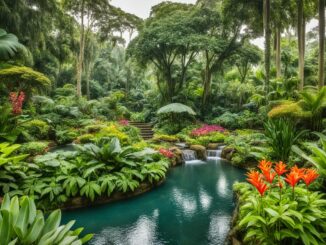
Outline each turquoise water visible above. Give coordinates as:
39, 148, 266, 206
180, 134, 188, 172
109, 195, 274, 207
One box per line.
62, 160, 245, 245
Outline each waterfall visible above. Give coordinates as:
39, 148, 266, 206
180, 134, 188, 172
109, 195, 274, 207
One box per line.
207, 146, 224, 160
182, 150, 197, 161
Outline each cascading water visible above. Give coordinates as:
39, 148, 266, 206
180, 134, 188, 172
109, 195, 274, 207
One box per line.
207, 146, 224, 160
182, 150, 197, 162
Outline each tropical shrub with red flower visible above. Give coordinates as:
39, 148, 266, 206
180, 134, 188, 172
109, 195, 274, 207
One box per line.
159, 148, 174, 159
9, 91, 25, 115
234, 160, 326, 244
191, 124, 225, 137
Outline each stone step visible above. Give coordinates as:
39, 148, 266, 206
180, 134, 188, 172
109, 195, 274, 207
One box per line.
130, 121, 154, 140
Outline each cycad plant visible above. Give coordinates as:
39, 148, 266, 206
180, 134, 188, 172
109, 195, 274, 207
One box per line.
299, 86, 326, 131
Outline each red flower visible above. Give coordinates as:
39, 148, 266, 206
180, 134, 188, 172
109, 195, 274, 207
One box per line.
285, 165, 304, 187
302, 169, 319, 186
255, 181, 269, 196
9, 91, 25, 115
258, 160, 272, 172
246, 170, 262, 186
159, 149, 174, 159
275, 161, 288, 176
262, 171, 276, 184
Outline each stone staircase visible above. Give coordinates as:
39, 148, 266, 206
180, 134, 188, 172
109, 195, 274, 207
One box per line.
129, 122, 154, 140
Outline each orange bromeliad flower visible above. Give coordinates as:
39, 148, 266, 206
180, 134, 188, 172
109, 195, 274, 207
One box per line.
275, 161, 288, 176
302, 169, 319, 186
258, 160, 272, 172
255, 180, 269, 196
246, 170, 262, 187
262, 171, 276, 183
246, 170, 268, 196
285, 166, 304, 187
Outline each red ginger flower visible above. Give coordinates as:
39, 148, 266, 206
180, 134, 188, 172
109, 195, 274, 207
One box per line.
246, 170, 268, 196
262, 171, 276, 184
9, 91, 25, 115
275, 161, 288, 176
302, 168, 319, 186
258, 159, 272, 172
285, 165, 304, 187
255, 181, 269, 196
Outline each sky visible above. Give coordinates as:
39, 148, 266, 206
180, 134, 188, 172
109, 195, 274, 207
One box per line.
111, 0, 318, 49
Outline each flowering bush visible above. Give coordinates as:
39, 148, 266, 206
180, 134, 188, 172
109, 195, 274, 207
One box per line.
9, 91, 25, 115
118, 119, 129, 126
234, 160, 326, 244
159, 148, 174, 159
191, 124, 225, 137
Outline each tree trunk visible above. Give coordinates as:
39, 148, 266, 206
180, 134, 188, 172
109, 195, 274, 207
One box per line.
319, 0, 325, 88
202, 51, 212, 107
264, 0, 271, 96
275, 28, 281, 78
298, 0, 305, 90
76, 0, 85, 97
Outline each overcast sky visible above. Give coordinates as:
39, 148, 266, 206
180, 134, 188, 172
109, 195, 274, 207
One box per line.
111, 0, 318, 49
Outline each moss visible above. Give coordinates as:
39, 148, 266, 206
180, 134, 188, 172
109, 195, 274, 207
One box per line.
153, 134, 179, 143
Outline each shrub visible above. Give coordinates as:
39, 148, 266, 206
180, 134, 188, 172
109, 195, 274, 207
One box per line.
98, 124, 130, 144
21, 119, 50, 140
19, 141, 50, 156
268, 101, 306, 119
76, 134, 95, 144
153, 134, 179, 143
191, 124, 225, 136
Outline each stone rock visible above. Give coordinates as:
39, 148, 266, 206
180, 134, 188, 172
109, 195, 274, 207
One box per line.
221, 146, 235, 161
190, 145, 207, 160
207, 143, 220, 149
169, 147, 184, 166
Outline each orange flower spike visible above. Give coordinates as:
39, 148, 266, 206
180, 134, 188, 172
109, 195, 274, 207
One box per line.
256, 181, 269, 196
262, 170, 277, 184
291, 165, 305, 177
258, 160, 272, 172
285, 169, 302, 187
302, 169, 319, 186
246, 170, 262, 187
275, 161, 288, 176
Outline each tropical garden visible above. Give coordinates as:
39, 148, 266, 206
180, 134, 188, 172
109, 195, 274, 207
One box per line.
0, 0, 326, 244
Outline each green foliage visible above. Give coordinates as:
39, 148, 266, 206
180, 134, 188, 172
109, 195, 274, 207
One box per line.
293, 133, 326, 179
21, 120, 50, 141
0, 105, 21, 143
262, 119, 306, 162
157, 103, 196, 115
19, 141, 50, 156
0, 194, 93, 244
0, 142, 28, 166
153, 134, 179, 143
0, 29, 24, 60
0, 66, 51, 94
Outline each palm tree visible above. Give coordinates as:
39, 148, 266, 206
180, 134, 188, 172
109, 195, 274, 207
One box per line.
0, 29, 23, 60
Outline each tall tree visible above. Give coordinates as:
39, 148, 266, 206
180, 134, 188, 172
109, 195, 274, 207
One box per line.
264, 0, 271, 96
319, 0, 325, 88
297, 0, 305, 90
63, 0, 109, 97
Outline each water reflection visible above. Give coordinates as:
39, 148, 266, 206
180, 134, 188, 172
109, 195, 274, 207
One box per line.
63, 160, 245, 245
172, 188, 197, 217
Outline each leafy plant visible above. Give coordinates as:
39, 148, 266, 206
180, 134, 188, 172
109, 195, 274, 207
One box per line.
262, 119, 306, 162
0, 143, 28, 166
0, 194, 93, 245
235, 161, 326, 245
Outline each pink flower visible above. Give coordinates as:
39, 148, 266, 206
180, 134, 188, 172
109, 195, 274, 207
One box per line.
118, 119, 129, 126
191, 124, 225, 136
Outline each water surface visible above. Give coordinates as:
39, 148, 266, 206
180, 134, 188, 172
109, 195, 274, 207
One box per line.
63, 159, 245, 245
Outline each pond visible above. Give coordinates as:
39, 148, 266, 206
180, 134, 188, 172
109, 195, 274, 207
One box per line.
62, 159, 245, 245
